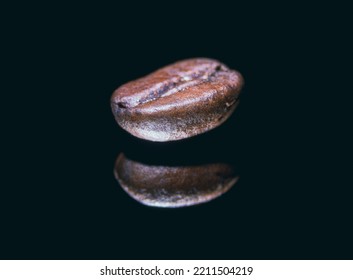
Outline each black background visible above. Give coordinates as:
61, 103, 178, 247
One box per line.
1, 2, 351, 259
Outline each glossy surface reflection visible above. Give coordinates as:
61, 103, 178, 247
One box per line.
114, 153, 239, 208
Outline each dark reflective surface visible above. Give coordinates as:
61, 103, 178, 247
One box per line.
114, 153, 238, 208
3, 3, 351, 260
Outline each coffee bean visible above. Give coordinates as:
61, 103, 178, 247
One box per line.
111, 58, 244, 141
114, 153, 238, 208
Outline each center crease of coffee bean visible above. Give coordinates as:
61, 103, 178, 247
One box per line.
115, 64, 227, 109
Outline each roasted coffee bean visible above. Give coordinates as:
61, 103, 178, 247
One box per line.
111, 58, 244, 141
114, 153, 238, 208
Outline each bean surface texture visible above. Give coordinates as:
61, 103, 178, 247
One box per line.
111, 58, 244, 141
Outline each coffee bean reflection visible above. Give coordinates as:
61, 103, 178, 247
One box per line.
114, 153, 239, 208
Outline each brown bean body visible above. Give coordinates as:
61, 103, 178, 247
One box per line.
111, 58, 244, 141
114, 154, 238, 208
